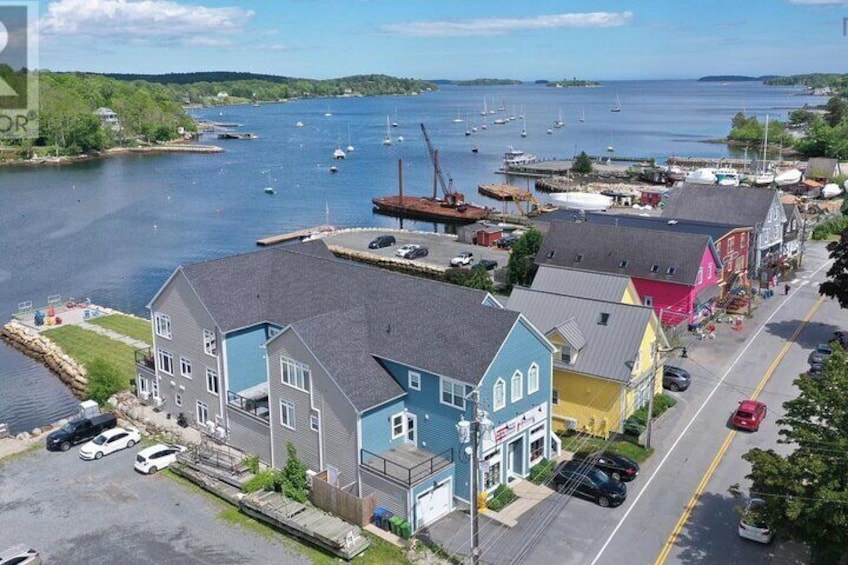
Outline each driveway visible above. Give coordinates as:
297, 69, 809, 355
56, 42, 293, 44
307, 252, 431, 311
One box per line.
0, 445, 309, 564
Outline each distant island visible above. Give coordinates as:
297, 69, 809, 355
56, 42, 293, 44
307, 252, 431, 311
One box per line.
429, 78, 522, 86
546, 79, 601, 88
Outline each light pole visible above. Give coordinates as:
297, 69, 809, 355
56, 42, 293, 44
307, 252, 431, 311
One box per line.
457, 389, 482, 565
647, 345, 687, 449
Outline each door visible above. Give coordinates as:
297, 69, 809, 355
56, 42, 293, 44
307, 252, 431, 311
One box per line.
416, 479, 452, 530
406, 414, 417, 446
152, 376, 160, 400
137, 375, 149, 395
507, 438, 524, 478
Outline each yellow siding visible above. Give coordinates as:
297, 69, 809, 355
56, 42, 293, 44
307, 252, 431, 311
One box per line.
621, 281, 641, 305
551, 368, 623, 439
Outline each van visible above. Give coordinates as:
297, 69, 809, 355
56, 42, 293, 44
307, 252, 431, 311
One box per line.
368, 235, 396, 249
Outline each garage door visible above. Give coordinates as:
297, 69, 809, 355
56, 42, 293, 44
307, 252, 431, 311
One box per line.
416, 479, 452, 530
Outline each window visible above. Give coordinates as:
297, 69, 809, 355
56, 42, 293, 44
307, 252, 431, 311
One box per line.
561, 347, 572, 364
707, 263, 714, 279
310, 412, 320, 432
154, 312, 171, 339
528, 364, 539, 394
408, 371, 421, 391
493, 379, 506, 411
268, 326, 280, 339
574, 254, 583, 263
280, 356, 310, 391
546, 250, 556, 259
157, 349, 173, 375
644, 296, 653, 307
440, 378, 466, 409
598, 313, 610, 326
728, 238, 735, 252
483, 451, 501, 490
667, 266, 677, 275
511, 371, 523, 403
180, 357, 192, 379
203, 330, 217, 356
175, 392, 183, 407
650, 264, 659, 273
196, 400, 208, 425
696, 267, 703, 285
552, 388, 559, 405
206, 369, 219, 396
618, 260, 628, 268
391, 413, 404, 439
530, 437, 545, 462
280, 400, 295, 430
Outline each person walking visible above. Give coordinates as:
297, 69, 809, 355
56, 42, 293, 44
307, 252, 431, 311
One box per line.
784, 282, 791, 295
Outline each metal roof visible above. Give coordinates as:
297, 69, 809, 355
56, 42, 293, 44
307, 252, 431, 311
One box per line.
531, 265, 633, 302
662, 184, 783, 227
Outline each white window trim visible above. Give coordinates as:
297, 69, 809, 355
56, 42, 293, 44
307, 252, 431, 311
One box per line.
493, 378, 506, 411
644, 296, 654, 307
696, 267, 703, 285
157, 349, 174, 376
175, 392, 182, 407
180, 357, 192, 379
280, 399, 296, 430
391, 413, 405, 439
440, 378, 466, 410
154, 312, 172, 340
310, 412, 320, 432
528, 363, 540, 395
280, 356, 309, 392
203, 329, 217, 357
408, 370, 421, 391
196, 400, 208, 425
511, 371, 523, 403
206, 368, 219, 396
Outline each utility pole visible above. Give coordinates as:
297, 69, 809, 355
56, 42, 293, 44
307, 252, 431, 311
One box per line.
470, 390, 480, 565
648, 345, 687, 449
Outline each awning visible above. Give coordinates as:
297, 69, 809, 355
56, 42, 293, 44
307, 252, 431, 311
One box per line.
693, 284, 721, 308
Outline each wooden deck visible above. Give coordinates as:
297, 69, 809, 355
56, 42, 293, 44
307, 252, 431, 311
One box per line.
361, 444, 453, 486
478, 183, 532, 201
256, 225, 336, 247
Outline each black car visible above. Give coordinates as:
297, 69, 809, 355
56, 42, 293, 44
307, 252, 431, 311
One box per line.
45, 413, 118, 452
806, 363, 824, 379
662, 365, 691, 392
474, 259, 498, 271
496, 234, 519, 249
551, 460, 627, 507
368, 235, 396, 249
834, 331, 848, 349
404, 246, 429, 260
571, 450, 640, 482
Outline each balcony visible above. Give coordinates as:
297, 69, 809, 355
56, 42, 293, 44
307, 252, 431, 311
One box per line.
227, 382, 270, 422
361, 444, 453, 486
134, 347, 155, 372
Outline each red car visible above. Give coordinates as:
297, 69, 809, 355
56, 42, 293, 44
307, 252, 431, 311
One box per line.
732, 400, 767, 432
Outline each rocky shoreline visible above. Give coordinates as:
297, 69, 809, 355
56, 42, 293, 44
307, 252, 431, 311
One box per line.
0, 143, 223, 169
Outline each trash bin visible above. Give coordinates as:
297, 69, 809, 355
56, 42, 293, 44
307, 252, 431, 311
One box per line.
381, 511, 394, 532
399, 520, 412, 539
389, 516, 403, 536
373, 506, 389, 529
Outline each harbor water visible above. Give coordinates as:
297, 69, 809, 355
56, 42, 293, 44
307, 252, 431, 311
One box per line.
0, 80, 824, 433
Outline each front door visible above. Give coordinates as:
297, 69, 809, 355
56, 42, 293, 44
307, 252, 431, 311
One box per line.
406, 414, 417, 446
137, 374, 149, 395
151, 376, 160, 400
507, 438, 524, 478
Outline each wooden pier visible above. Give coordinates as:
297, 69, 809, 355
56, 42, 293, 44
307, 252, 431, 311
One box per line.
478, 183, 533, 201
257, 225, 336, 246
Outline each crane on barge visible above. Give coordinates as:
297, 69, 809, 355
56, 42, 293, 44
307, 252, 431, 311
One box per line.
419, 123, 469, 210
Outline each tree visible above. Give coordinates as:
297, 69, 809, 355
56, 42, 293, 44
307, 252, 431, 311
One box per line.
572, 151, 593, 174
819, 230, 848, 308
824, 96, 847, 127
444, 266, 494, 292
280, 443, 309, 503
506, 228, 543, 288
86, 358, 126, 404
742, 351, 848, 564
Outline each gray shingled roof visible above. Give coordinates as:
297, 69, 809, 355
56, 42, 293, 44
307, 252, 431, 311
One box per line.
581, 212, 744, 242
532, 265, 632, 302
290, 306, 404, 412
535, 221, 718, 286
555, 318, 586, 350
507, 288, 653, 383
180, 241, 520, 395
662, 184, 780, 227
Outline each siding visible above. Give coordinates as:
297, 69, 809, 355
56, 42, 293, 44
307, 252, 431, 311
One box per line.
361, 398, 407, 455
150, 271, 223, 427
227, 407, 271, 463
554, 371, 623, 435
225, 326, 270, 394
360, 467, 409, 523
411, 465, 455, 531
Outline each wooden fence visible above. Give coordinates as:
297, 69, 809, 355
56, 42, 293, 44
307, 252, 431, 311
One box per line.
310, 471, 376, 527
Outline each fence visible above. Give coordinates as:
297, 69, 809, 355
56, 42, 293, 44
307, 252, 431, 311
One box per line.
310, 471, 376, 527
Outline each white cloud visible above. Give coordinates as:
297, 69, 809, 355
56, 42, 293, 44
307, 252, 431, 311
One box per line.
381, 12, 634, 38
40, 0, 253, 41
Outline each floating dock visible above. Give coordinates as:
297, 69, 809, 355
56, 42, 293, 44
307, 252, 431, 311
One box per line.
371, 195, 490, 224
256, 225, 336, 246
217, 132, 257, 140
478, 183, 533, 201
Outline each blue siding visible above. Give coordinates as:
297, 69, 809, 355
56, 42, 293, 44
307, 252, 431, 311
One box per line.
411, 464, 456, 531
225, 325, 271, 393
360, 397, 407, 455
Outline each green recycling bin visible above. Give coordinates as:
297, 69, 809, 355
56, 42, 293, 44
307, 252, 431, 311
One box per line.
399, 520, 412, 539
389, 516, 403, 536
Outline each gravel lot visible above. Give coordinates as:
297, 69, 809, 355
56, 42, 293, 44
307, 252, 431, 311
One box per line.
0, 445, 310, 564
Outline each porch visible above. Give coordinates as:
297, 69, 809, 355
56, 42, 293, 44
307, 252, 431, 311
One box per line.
361, 444, 453, 487
226, 382, 270, 422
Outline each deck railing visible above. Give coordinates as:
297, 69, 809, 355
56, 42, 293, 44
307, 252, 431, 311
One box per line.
226, 390, 270, 422
360, 447, 453, 486
134, 347, 155, 371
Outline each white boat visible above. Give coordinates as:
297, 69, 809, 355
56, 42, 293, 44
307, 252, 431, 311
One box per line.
481, 99, 488, 116
547, 128, 553, 135
382, 116, 392, 146
481, 124, 488, 130
751, 172, 775, 186
685, 168, 718, 185
264, 186, 276, 195
520, 117, 527, 138
452, 109, 464, 123
295, 121, 304, 128
715, 168, 741, 186
493, 118, 507, 125
822, 183, 842, 198
329, 165, 338, 173
397, 135, 404, 142
554, 109, 564, 128
611, 94, 622, 113
346, 126, 355, 152
774, 168, 802, 186
503, 146, 536, 167
753, 115, 772, 186
579, 108, 586, 123
333, 148, 346, 160
550, 192, 613, 211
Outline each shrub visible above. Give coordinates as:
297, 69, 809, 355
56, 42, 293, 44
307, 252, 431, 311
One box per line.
624, 394, 677, 436
242, 455, 260, 474
85, 358, 126, 404
280, 443, 309, 503
811, 216, 848, 240
243, 469, 277, 493
528, 458, 557, 485
572, 151, 593, 174
486, 484, 516, 512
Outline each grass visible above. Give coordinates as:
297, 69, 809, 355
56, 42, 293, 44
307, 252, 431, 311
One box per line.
558, 432, 654, 463
44, 325, 138, 386
87, 314, 152, 345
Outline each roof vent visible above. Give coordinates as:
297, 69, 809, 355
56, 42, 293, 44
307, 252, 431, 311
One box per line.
598, 312, 610, 326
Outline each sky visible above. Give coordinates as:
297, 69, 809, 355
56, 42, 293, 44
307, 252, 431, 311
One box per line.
27, 0, 848, 80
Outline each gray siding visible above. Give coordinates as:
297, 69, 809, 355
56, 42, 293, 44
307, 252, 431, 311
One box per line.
360, 467, 408, 521
226, 407, 271, 464
150, 271, 223, 428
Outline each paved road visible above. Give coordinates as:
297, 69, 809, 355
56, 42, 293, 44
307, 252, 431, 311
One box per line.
0, 444, 310, 564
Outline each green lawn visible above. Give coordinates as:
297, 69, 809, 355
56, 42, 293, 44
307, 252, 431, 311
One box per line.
87, 314, 152, 345
43, 325, 138, 386
558, 432, 654, 463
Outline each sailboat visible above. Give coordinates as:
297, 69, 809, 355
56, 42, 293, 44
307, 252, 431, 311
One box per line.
611, 94, 622, 113
481, 99, 488, 116
346, 126, 355, 152
520, 117, 527, 138
452, 109, 464, 123
579, 108, 586, 123
752, 114, 774, 186
554, 109, 564, 129
382, 116, 392, 146
263, 170, 275, 194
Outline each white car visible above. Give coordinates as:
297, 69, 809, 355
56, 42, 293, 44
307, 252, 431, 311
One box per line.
79, 426, 141, 460
738, 498, 773, 544
450, 252, 474, 267
395, 244, 418, 257
134, 443, 187, 474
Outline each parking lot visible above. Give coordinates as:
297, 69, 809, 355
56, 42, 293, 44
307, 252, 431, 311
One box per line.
0, 445, 310, 564
324, 229, 510, 271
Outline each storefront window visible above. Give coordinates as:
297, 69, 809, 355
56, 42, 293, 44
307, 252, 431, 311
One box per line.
530, 437, 544, 462
483, 451, 501, 490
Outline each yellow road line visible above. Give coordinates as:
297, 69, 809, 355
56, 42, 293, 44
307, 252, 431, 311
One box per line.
654, 295, 826, 565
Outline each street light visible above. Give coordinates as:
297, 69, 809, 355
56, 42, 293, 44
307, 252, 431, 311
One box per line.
647, 345, 688, 449
457, 389, 481, 565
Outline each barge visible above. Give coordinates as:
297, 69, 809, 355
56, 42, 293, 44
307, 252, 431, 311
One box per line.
478, 183, 532, 201
371, 195, 490, 223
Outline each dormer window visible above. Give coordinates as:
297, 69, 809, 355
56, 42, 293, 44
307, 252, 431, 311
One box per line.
618, 260, 628, 268
650, 265, 659, 273
546, 250, 556, 259
575, 254, 583, 263
667, 266, 677, 275
598, 312, 610, 326
560, 346, 577, 365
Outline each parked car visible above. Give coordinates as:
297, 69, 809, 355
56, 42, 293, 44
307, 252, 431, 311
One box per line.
806, 363, 824, 379
79, 426, 141, 460
551, 460, 627, 507
450, 251, 474, 267
496, 234, 520, 249
808, 343, 834, 366
662, 365, 691, 392
0, 545, 42, 565
474, 259, 498, 271
134, 443, 187, 474
738, 498, 773, 544
404, 246, 429, 260
395, 244, 418, 257
368, 235, 396, 249
731, 400, 767, 432
45, 412, 118, 452
571, 450, 640, 482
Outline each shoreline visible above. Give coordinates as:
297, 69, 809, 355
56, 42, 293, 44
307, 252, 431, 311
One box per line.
0, 143, 224, 169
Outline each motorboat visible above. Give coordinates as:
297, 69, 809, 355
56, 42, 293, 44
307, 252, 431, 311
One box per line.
503, 147, 536, 167
685, 168, 717, 185
333, 148, 346, 160
550, 192, 613, 211
295, 121, 304, 128
329, 165, 338, 174
715, 168, 741, 186
774, 168, 802, 186
822, 183, 842, 198
665, 165, 686, 183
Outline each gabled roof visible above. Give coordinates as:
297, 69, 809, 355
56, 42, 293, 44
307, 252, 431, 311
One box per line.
662, 184, 781, 227
806, 157, 840, 180
580, 211, 747, 241
508, 288, 653, 383
532, 264, 633, 303
535, 221, 719, 286
178, 241, 520, 387
554, 318, 586, 350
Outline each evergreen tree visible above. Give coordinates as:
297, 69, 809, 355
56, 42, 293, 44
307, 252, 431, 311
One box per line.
506, 228, 543, 288
572, 151, 593, 174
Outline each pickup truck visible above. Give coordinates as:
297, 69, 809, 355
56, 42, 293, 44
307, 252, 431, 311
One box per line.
46, 413, 118, 452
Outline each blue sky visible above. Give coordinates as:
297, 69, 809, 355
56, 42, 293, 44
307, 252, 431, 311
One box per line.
33, 0, 848, 79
